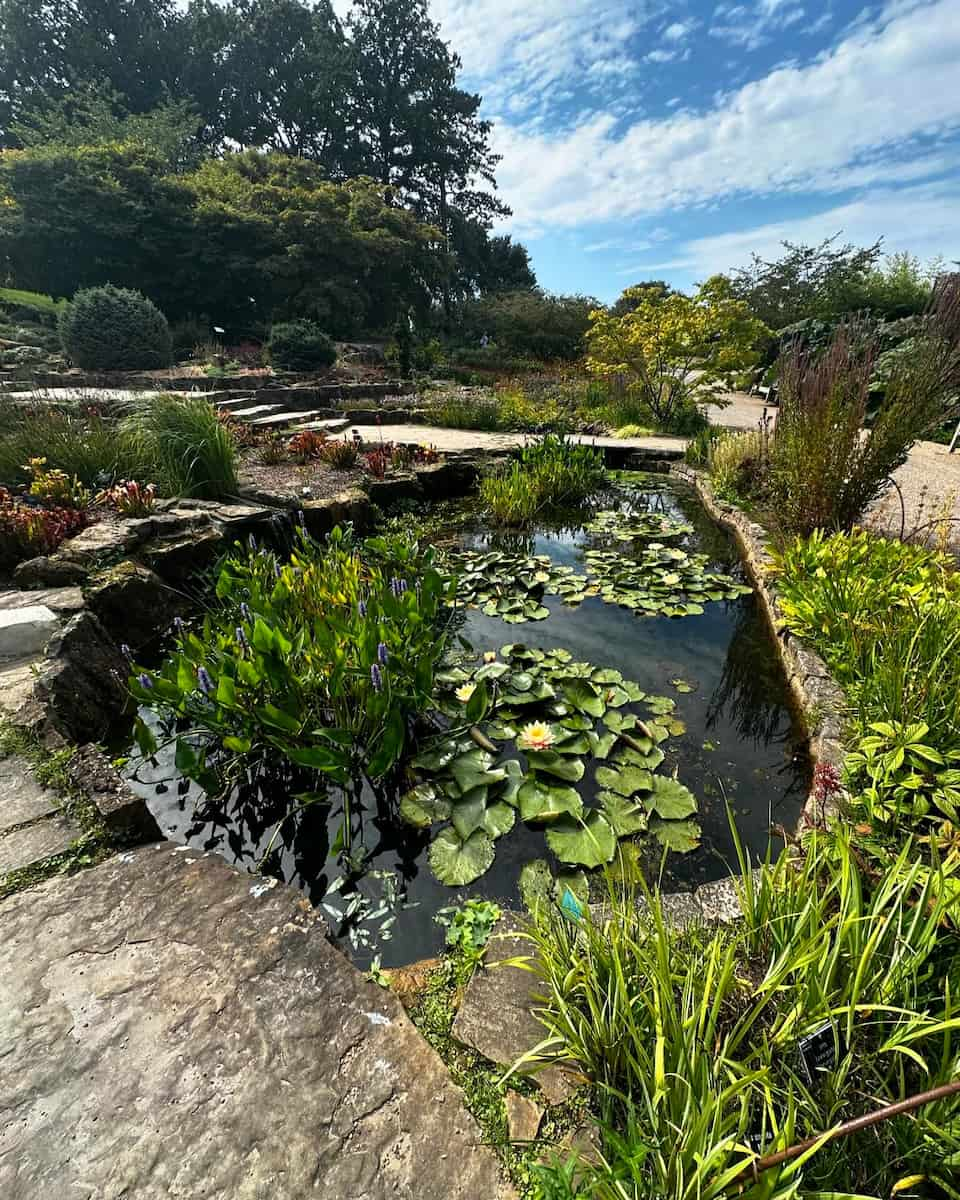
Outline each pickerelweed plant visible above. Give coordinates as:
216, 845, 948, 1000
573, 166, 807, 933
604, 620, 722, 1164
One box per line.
129, 525, 456, 791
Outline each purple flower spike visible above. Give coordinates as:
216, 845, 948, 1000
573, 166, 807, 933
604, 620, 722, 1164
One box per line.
197, 667, 214, 696
235, 626, 249, 649
358, 599, 367, 617
377, 641, 389, 665
370, 663, 383, 692
248, 534, 257, 552
137, 673, 153, 690
273, 559, 281, 579
173, 616, 184, 632
120, 643, 132, 660
240, 602, 250, 621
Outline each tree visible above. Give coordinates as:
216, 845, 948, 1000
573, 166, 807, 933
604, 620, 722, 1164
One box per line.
728, 235, 883, 330
458, 291, 596, 361
586, 278, 770, 426
611, 280, 672, 316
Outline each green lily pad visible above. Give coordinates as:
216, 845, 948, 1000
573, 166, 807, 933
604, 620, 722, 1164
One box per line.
526, 750, 585, 782
555, 733, 591, 755
591, 668, 623, 685
546, 812, 616, 868
616, 745, 666, 771
671, 678, 695, 694
450, 749, 508, 793
519, 858, 554, 913
500, 758, 524, 807
399, 783, 451, 829
563, 679, 604, 717
518, 780, 584, 823
450, 787, 488, 839
560, 714, 594, 731
429, 827, 496, 885
591, 731, 618, 759
645, 696, 676, 716
595, 764, 654, 797
599, 790, 650, 836
475, 661, 510, 681
646, 775, 698, 820
650, 817, 701, 853
603, 711, 638, 733
482, 801, 516, 839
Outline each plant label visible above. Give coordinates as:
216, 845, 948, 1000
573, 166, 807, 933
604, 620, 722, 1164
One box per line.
797, 1021, 842, 1083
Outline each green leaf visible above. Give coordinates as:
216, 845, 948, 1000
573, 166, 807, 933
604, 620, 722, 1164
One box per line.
429, 827, 495, 886
465, 678, 490, 723
500, 758, 524, 807
555, 733, 591, 755
223, 735, 252, 753
547, 812, 616, 868
591, 668, 623, 685
286, 744, 346, 771
216, 674, 237, 706
646, 776, 698, 820
595, 764, 654, 797
518, 780, 584, 823
603, 710, 638, 733
451, 787, 488, 839
256, 703, 301, 733
591, 731, 618, 759
616, 746, 665, 771
564, 679, 604, 717
174, 739, 200, 775
650, 817, 701, 853
519, 858, 554, 913
482, 801, 516, 839
251, 618, 274, 653
526, 750, 585, 782
599, 791, 649, 836
400, 783, 452, 829
367, 708, 406, 778
450, 748, 508, 792
474, 660, 509, 681
133, 716, 157, 758
412, 742, 461, 772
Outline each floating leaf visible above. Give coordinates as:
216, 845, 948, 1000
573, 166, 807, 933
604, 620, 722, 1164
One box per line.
547, 812, 616, 868
482, 801, 516, 839
518, 780, 584, 823
595, 764, 654, 797
429, 827, 495, 885
591, 731, 618, 759
671, 678, 695, 694
450, 748, 508, 792
526, 750, 585, 782
616, 745, 666, 771
555, 733, 591, 756
599, 791, 649, 836
646, 776, 698, 820
399, 783, 451, 829
650, 817, 701, 853
500, 758, 524, 807
564, 679, 604, 717
519, 858, 554, 912
450, 787, 488, 839
603, 710, 638, 734
591, 668, 623, 685
645, 695, 676, 716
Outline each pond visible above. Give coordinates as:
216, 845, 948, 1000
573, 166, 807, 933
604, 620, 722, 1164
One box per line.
124, 472, 809, 969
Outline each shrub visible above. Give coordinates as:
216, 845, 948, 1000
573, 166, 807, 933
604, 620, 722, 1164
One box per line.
431, 392, 501, 431
321, 439, 360, 469
709, 429, 767, 502
267, 320, 337, 372
59, 284, 172, 371
0, 488, 88, 569
120, 395, 238, 499
768, 276, 960, 536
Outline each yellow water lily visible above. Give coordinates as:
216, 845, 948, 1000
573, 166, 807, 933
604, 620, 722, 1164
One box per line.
483, 650, 497, 663
455, 682, 477, 703
518, 721, 556, 752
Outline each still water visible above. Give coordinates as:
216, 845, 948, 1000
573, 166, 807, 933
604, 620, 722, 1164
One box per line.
126, 474, 808, 968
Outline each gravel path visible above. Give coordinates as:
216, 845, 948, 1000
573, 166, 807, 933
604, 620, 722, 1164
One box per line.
865, 439, 960, 551
350, 424, 688, 457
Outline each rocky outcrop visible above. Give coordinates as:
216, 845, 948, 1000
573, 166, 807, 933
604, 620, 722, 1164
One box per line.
66, 745, 161, 842
414, 458, 479, 500
85, 562, 183, 653
13, 556, 90, 589
28, 611, 127, 744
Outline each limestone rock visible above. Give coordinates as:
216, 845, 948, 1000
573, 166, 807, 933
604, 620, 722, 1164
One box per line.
0, 587, 84, 615
0, 845, 517, 1200
414, 459, 479, 500
0, 759, 57, 832
140, 528, 226, 588
66, 745, 161, 842
0, 815, 78, 876
32, 610, 126, 743
452, 912, 584, 1105
56, 520, 141, 564
366, 473, 424, 509
302, 489, 374, 539
506, 1091, 543, 1143
85, 561, 180, 651
0, 605, 58, 659
13, 556, 89, 589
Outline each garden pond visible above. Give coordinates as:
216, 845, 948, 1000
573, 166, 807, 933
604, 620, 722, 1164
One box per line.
124, 472, 809, 968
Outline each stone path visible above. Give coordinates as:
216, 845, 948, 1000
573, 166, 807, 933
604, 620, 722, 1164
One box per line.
0, 758, 81, 878
0, 842, 516, 1200
348, 423, 688, 458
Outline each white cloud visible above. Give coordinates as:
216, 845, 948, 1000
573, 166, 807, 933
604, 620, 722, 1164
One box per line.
631, 179, 960, 279
645, 48, 676, 63
663, 19, 697, 40
492, 0, 960, 234
711, 0, 814, 50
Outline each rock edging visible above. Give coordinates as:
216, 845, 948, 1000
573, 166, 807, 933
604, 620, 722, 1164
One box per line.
673, 466, 846, 825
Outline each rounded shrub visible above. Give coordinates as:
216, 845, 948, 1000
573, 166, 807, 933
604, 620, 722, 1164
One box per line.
59, 284, 172, 370
267, 319, 337, 372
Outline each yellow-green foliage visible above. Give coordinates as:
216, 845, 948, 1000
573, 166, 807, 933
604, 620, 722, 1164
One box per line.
710, 430, 764, 501
586, 277, 769, 427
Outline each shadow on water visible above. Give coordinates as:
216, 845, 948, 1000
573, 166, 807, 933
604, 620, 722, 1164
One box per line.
125, 473, 809, 968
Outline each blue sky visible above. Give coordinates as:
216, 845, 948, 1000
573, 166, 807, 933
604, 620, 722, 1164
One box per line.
399, 0, 960, 301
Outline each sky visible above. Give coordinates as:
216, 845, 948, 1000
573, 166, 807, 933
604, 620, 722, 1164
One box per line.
384, 0, 960, 301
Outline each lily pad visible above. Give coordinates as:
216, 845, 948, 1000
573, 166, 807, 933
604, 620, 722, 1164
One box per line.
646, 775, 698, 820
429, 827, 496, 885
564, 679, 604, 718
595, 764, 654, 797
450, 749, 508, 793
650, 817, 701, 853
671, 678, 696, 694
399, 783, 451, 829
482, 801, 516, 839
450, 787, 488, 839
599, 791, 650, 836
526, 750, 585, 782
518, 780, 584, 823
547, 812, 616, 868
519, 858, 554, 912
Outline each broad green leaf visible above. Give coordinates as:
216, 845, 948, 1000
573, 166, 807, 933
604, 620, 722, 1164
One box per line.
564, 679, 604, 717
256, 703, 301, 733
500, 758, 524, 807
599, 791, 649, 836
216, 674, 237, 706
547, 812, 616, 868
451, 787, 488, 839
400, 783, 452, 829
646, 776, 698, 820
595, 764, 654, 797
650, 817, 701, 853
555, 733, 591, 756
518, 780, 584, 823
450, 749, 508, 792
429, 827, 495, 886
526, 750, 585, 782
482, 801, 516, 839
616, 746, 665, 771
519, 858, 554, 913
465, 678, 490, 723
591, 731, 618, 759
474, 661, 509, 681
367, 708, 406, 778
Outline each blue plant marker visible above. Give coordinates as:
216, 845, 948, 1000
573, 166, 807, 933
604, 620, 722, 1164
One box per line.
560, 887, 584, 920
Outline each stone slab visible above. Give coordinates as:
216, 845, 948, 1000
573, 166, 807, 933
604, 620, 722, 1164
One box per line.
0, 844, 516, 1200
249, 409, 326, 427
0, 605, 58, 659
0, 759, 57, 832
0, 815, 78, 876
0, 658, 39, 718
290, 416, 351, 434
452, 911, 583, 1104
226, 403, 284, 418
0, 588, 84, 615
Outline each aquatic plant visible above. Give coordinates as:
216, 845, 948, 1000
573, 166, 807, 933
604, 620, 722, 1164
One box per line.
583, 508, 693, 541
130, 525, 455, 788
403, 644, 699, 886
480, 434, 605, 526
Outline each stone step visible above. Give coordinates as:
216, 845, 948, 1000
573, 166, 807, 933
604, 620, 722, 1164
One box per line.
287, 417, 351, 435
0, 757, 82, 877
222, 403, 285, 420
248, 409, 327, 428
215, 395, 259, 410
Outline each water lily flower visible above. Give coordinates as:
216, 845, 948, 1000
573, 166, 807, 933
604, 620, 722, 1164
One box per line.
370, 663, 383, 692
197, 667, 214, 696
455, 682, 476, 703
377, 642, 389, 665
518, 721, 556, 752
137, 673, 153, 690
483, 651, 497, 663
